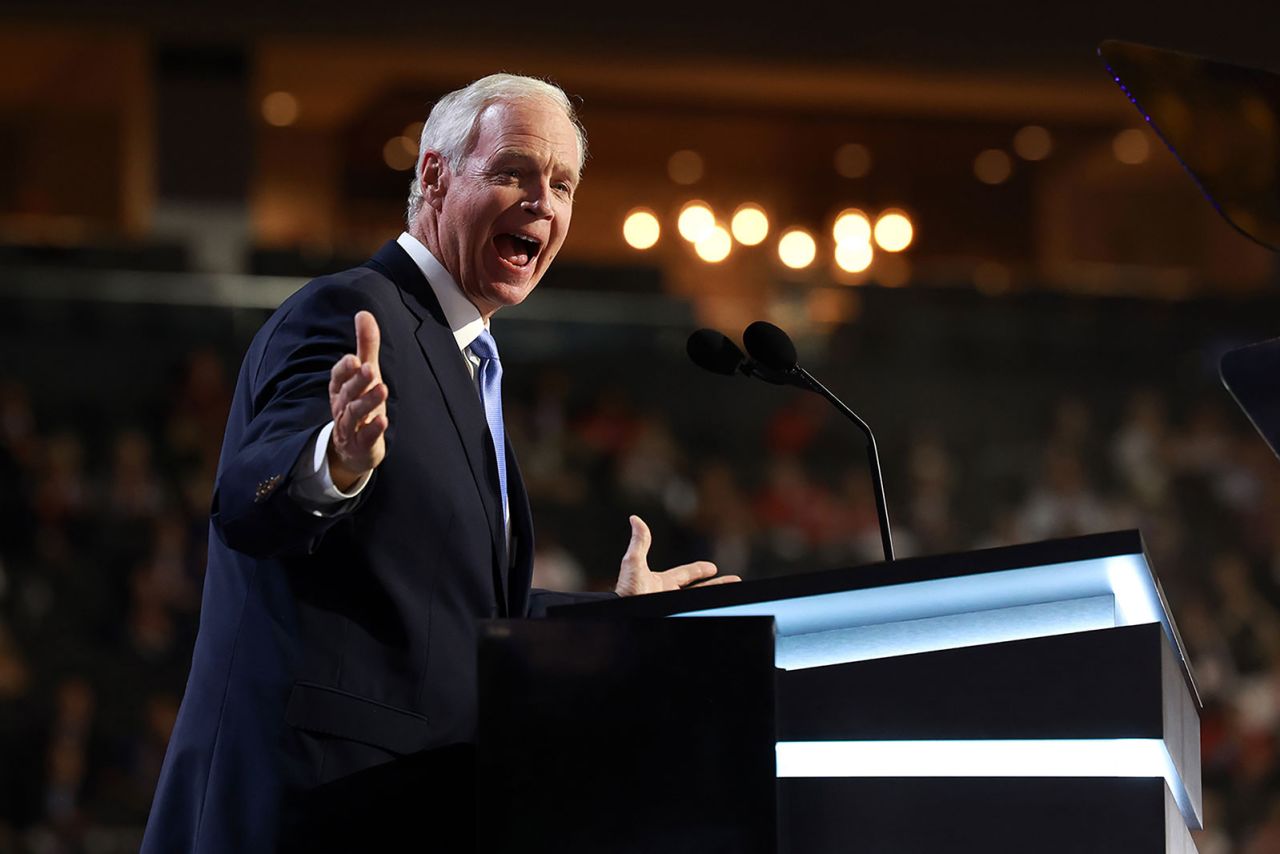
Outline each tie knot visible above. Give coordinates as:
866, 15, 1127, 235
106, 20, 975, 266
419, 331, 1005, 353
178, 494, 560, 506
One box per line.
470, 328, 500, 362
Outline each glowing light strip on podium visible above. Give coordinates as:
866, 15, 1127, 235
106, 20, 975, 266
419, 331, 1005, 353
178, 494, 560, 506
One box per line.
678, 554, 1175, 671
776, 738, 1198, 828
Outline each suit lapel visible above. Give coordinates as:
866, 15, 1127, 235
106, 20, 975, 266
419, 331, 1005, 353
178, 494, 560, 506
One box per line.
366, 241, 509, 611
504, 436, 534, 616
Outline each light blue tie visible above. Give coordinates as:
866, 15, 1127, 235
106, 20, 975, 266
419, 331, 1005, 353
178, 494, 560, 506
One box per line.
469, 329, 508, 526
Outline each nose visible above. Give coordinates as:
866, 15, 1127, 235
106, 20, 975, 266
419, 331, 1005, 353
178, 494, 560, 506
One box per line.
520, 196, 551, 218
521, 179, 554, 218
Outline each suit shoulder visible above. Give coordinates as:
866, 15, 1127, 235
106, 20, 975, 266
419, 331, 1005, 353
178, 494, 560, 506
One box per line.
250, 264, 400, 348
277, 263, 400, 319
240, 262, 400, 386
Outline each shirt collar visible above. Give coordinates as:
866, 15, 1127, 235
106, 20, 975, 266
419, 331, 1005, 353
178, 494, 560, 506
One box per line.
396, 231, 487, 353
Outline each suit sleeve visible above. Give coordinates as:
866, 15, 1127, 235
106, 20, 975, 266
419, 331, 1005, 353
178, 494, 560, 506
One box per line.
211, 280, 394, 558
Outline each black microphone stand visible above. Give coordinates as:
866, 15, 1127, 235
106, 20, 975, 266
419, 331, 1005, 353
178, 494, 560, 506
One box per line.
690, 324, 895, 563
786, 367, 894, 563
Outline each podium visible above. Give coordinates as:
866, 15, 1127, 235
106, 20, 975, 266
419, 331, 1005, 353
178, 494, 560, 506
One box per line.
477, 530, 1201, 853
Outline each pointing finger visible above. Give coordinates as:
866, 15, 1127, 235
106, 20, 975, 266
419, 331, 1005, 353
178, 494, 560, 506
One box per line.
355, 311, 381, 375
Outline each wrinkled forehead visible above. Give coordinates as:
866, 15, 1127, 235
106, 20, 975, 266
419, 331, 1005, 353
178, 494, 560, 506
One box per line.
471, 97, 584, 174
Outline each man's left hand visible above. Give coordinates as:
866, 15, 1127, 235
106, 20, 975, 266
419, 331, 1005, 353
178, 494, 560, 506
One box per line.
614, 515, 741, 597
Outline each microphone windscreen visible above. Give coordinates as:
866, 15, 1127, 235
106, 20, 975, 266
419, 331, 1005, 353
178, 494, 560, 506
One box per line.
687, 329, 746, 376
743, 321, 798, 370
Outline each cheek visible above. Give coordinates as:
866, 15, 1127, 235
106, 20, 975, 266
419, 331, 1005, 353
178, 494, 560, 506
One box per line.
552, 208, 573, 247
472, 224, 494, 260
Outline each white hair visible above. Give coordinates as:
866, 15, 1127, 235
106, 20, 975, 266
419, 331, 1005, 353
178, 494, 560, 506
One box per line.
405, 73, 587, 226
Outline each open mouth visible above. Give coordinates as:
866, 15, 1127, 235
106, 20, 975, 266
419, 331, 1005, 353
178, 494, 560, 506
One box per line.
493, 233, 543, 269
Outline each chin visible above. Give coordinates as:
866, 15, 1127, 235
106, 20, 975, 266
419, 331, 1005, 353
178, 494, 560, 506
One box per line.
485, 278, 539, 310
503, 283, 539, 306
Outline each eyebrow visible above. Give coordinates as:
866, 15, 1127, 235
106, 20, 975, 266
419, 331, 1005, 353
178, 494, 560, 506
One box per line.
492, 148, 536, 161
491, 148, 580, 184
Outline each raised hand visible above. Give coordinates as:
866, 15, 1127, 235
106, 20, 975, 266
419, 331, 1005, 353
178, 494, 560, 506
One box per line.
327, 311, 389, 491
614, 515, 741, 597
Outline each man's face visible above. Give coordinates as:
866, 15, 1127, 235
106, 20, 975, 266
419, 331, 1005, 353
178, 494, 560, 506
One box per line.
430, 98, 580, 318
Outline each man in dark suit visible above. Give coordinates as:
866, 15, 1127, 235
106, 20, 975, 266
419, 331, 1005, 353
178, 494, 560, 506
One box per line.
141, 74, 735, 853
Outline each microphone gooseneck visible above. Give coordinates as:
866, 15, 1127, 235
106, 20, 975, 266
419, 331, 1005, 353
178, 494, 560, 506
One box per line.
741, 321, 895, 563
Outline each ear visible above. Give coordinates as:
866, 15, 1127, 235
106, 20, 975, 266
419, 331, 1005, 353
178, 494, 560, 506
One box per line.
420, 151, 449, 210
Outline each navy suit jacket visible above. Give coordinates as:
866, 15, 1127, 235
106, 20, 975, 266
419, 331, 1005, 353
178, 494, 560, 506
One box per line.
142, 241, 601, 853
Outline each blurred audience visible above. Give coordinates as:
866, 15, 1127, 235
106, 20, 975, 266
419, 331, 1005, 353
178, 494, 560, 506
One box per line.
0, 321, 1276, 852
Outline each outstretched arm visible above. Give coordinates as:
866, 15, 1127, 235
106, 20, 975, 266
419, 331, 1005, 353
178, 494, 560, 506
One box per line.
212, 284, 395, 558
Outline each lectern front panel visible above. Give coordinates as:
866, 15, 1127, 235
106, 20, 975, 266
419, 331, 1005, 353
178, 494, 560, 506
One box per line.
478, 617, 777, 854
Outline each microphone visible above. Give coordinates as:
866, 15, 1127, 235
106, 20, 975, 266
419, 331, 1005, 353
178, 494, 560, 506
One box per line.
741, 321, 798, 372
686, 328, 747, 376
686, 329, 804, 388
742, 321, 895, 563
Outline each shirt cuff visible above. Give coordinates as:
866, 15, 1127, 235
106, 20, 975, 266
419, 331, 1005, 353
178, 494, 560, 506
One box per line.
289, 421, 372, 513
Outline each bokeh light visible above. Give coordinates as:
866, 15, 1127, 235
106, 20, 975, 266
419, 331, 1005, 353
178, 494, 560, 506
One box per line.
974, 149, 1013, 185
383, 136, 417, 171
1013, 125, 1052, 161
695, 224, 733, 263
833, 209, 872, 244
778, 228, 817, 269
731, 204, 770, 245
1113, 129, 1150, 165
403, 121, 425, 144
261, 91, 300, 127
668, 150, 705, 185
622, 208, 661, 250
677, 201, 717, 243
873, 210, 914, 253
835, 240, 873, 273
